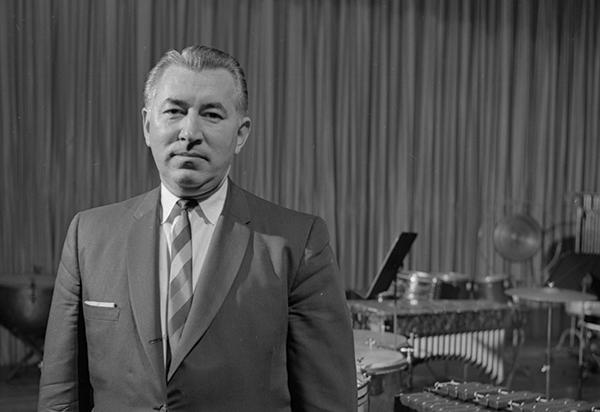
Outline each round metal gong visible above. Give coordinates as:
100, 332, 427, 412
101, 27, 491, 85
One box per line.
493, 214, 542, 261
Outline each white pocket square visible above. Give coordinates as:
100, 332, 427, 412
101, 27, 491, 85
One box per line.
84, 300, 117, 308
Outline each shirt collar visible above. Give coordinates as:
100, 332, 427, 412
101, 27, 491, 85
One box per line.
160, 178, 228, 225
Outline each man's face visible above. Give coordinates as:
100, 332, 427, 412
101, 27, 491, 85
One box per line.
142, 65, 250, 198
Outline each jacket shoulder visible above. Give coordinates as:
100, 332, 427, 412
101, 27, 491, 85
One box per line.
232, 184, 319, 227
77, 189, 158, 221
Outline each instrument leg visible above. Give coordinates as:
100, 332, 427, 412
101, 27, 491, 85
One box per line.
544, 305, 552, 399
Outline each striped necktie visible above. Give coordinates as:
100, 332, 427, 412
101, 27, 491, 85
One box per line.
167, 198, 197, 356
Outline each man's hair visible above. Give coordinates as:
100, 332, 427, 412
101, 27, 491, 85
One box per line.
143, 45, 248, 114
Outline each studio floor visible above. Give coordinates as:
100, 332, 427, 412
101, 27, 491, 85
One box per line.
1, 338, 599, 412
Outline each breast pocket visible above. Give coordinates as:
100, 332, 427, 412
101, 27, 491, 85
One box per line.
83, 302, 120, 321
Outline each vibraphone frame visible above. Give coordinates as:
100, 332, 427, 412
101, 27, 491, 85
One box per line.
348, 299, 514, 384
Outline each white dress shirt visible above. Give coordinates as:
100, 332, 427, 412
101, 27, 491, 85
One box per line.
158, 179, 228, 364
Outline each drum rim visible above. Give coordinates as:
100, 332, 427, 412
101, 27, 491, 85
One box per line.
477, 274, 510, 283
434, 272, 471, 282
398, 270, 437, 282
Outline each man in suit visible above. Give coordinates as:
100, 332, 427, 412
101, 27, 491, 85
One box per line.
38, 45, 356, 411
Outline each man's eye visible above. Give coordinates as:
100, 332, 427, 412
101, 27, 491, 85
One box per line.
164, 108, 184, 115
204, 112, 224, 120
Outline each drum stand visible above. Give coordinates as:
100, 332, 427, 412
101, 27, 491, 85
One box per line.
506, 286, 596, 400
541, 305, 553, 399
2, 329, 44, 381
392, 282, 416, 389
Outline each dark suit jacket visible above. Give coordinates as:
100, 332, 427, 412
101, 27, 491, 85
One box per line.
38, 181, 356, 412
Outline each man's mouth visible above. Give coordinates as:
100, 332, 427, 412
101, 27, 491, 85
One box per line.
172, 152, 208, 161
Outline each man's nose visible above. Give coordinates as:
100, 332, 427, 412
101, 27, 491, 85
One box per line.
178, 114, 203, 142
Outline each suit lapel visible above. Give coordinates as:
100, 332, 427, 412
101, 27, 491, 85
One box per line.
167, 182, 251, 380
126, 188, 166, 381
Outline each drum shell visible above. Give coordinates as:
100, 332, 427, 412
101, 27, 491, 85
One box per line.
434, 272, 473, 299
473, 274, 511, 303
394, 271, 439, 301
357, 372, 370, 412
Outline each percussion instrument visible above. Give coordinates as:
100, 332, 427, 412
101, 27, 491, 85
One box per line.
433, 272, 472, 299
0, 273, 55, 379
474, 274, 512, 303
564, 301, 600, 321
356, 367, 370, 412
355, 331, 408, 375
493, 214, 542, 262
0, 274, 55, 342
506, 286, 597, 399
349, 299, 512, 383
354, 329, 408, 412
507, 287, 596, 304
396, 381, 600, 412
353, 328, 409, 351
394, 271, 439, 301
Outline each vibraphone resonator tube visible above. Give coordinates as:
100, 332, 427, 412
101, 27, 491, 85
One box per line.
394, 381, 600, 412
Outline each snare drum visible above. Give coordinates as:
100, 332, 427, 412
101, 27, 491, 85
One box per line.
394, 271, 439, 301
433, 272, 472, 299
473, 274, 511, 303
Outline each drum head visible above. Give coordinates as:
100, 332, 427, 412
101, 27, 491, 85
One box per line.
356, 346, 407, 375
353, 329, 408, 350
354, 329, 408, 375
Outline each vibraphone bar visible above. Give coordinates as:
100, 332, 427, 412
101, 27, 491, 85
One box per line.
395, 381, 600, 412
348, 300, 514, 383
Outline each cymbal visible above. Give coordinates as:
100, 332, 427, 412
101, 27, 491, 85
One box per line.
493, 214, 542, 261
506, 287, 597, 303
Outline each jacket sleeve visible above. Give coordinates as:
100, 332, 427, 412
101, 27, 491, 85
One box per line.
38, 214, 92, 412
287, 216, 357, 411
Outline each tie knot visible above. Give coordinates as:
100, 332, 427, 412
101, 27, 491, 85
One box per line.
177, 198, 198, 211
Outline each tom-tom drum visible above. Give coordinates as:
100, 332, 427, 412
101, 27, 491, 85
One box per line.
473, 274, 512, 303
433, 272, 472, 299
394, 271, 439, 301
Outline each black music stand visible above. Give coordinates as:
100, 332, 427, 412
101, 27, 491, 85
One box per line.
346, 232, 418, 301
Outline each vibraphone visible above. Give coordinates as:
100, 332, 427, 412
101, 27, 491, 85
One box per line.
395, 381, 600, 411
348, 299, 514, 383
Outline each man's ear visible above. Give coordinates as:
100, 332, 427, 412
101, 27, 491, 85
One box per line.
235, 117, 251, 154
141, 107, 151, 147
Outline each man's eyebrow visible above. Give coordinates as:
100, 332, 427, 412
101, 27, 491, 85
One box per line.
201, 102, 226, 112
161, 98, 188, 107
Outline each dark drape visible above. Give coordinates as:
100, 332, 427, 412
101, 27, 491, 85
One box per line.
1, 0, 598, 364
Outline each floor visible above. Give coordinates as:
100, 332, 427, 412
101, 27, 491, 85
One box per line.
1, 337, 599, 412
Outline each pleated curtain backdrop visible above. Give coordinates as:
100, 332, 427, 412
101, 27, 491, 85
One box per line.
0, 0, 599, 365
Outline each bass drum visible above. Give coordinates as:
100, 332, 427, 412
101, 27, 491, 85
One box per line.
473, 274, 512, 303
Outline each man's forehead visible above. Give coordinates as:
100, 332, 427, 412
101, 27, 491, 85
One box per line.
153, 65, 238, 103
159, 65, 234, 87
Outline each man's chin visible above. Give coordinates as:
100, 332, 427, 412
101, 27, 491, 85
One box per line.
167, 172, 220, 197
